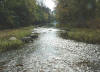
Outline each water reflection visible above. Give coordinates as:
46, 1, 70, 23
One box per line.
0, 27, 100, 72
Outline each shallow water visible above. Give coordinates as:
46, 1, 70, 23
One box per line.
0, 27, 100, 72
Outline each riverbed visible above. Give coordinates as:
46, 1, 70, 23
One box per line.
0, 27, 100, 72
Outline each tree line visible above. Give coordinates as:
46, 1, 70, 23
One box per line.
0, 0, 52, 29
56, 0, 100, 28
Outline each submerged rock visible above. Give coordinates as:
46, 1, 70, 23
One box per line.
0, 61, 6, 66
30, 34, 38, 38
48, 29, 52, 31
16, 64, 23, 67
0, 67, 3, 70
21, 33, 38, 43
21, 37, 33, 43
0, 66, 7, 70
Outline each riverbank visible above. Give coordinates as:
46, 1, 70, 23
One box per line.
67, 28, 100, 44
0, 26, 33, 52
0, 27, 100, 72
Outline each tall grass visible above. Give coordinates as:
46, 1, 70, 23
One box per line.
0, 40, 23, 52
67, 28, 100, 44
0, 26, 33, 52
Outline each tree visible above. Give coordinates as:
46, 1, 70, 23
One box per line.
0, 0, 52, 29
56, 0, 98, 28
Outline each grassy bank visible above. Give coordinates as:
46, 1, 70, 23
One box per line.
0, 26, 33, 52
67, 28, 100, 44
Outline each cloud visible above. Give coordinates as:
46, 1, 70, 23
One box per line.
44, 0, 56, 11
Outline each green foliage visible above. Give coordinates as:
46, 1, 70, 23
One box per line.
56, 0, 100, 44
0, 26, 33, 52
67, 28, 100, 44
56, 0, 100, 28
0, 0, 51, 29
0, 26, 33, 40
0, 40, 23, 52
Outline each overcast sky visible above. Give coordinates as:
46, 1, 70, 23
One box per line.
44, 0, 56, 11
37, 0, 56, 11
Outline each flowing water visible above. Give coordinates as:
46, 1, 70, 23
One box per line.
0, 27, 100, 72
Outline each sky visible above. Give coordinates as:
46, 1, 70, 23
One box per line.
44, 0, 56, 11
37, 0, 56, 11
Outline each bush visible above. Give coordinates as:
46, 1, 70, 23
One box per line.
67, 28, 100, 44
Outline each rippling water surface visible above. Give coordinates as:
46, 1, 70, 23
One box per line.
0, 27, 100, 72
